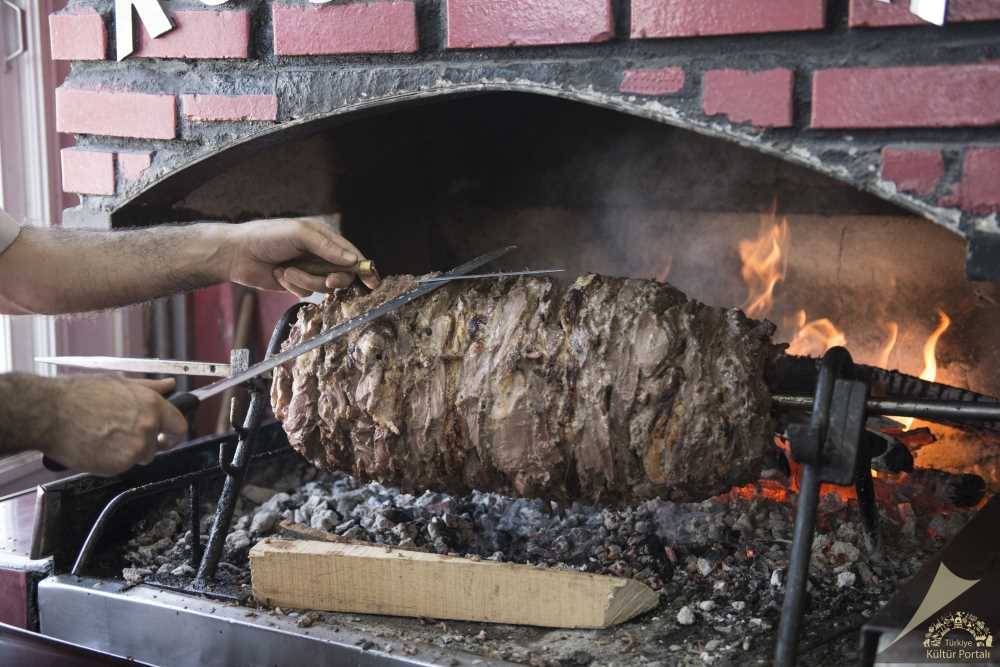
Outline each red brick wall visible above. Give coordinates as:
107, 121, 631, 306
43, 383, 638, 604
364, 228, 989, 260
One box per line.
48, 0, 1000, 288
49, 0, 1000, 228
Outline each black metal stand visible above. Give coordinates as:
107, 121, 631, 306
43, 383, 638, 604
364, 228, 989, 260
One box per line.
193, 302, 305, 588
770, 346, 1000, 665
775, 347, 873, 667
71, 303, 306, 586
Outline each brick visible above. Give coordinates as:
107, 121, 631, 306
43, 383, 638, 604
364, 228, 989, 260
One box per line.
849, 0, 1000, 27
632, 0, 826, 38
135, 10, 250, 59
273, 2, 418, 56
702, 69, 794, 128
447, 0, 613, 49
118, 152, 153, 181
620, 67, 685, 96
811, 64, 1000, 129
56, 88, 176, 140
880, 148, 944, 196
49, 8, 106, 60
61, 149, 115, 196
961, 148, 1000, 213
182, 94, 278, 122
0, 570, 28, 628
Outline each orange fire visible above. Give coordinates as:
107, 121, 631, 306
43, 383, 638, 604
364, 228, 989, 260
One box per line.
920, 310, 951, 382
898, 310, 951, 430
876, 321, 899, 369
739, 214, 789, 318
731, 211, 967, 501
786, 310, 847, 357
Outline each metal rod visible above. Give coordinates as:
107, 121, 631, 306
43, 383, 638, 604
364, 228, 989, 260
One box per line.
218, 349, 250, 478
775, 348, 850, 667
72, 468, 224, 577
854, 462, 880, 554
188, 482, 201, 569
193, 390, 264, 586
772, 394, 1000, 422
777, 463, 821, 666
69, 447, 290, 578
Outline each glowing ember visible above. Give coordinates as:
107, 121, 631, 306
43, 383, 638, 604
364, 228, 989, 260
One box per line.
786, 309, 848, 357
738, 213, 789, 318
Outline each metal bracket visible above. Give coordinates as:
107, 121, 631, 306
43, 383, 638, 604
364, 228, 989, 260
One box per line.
218, 348, 250, 476
820, 379, 868, 486
3, 0, 25, 66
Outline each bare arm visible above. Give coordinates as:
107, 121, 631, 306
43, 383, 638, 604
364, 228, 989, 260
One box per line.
0, 374, 188, 475
0, 216, 378, 315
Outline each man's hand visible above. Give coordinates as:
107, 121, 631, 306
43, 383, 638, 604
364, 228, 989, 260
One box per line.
0, 211, 379, 316
221, 215, 380, 298
38, 376, 188, 476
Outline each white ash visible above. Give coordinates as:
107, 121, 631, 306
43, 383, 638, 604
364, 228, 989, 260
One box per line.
676, 605, 696, 626
836, 571, 857, 589
249, 510, 280, 535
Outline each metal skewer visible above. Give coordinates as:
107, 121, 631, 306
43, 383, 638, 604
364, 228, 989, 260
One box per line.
772, 393, 1000, 422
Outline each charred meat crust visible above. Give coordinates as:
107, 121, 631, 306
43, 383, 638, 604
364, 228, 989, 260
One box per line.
271, 274, 776, 504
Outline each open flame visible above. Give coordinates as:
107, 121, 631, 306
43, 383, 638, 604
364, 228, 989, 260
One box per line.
735, 212, 953, 381
876, 321, 899, 369
728, 210, 975, 506
898, 310, 951, 430
786, 310, 847, 357
735, 210, 958, 439
738, 213, 789, 318
920, 310, 951, 382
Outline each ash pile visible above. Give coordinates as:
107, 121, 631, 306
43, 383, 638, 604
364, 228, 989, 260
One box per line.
121, 458, 977, 666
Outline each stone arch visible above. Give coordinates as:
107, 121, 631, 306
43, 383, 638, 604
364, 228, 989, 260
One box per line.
111, 82, 958, 237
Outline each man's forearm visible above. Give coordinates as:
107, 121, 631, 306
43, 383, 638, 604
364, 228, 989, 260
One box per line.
0, 374, 56, 456
0, 224, 233, 314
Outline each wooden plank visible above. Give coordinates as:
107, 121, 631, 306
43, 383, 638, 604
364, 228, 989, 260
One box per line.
250, 538, 659, 629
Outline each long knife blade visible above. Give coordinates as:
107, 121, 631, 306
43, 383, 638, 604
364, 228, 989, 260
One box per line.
416, 269, 564, 283
35, 356, 232, 377
186, 245, 517, 403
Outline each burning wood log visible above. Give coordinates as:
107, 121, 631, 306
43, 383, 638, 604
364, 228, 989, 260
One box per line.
271, 274, 777, 503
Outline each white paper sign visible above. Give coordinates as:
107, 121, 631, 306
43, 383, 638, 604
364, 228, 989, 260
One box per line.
910, 0, 948, 25
115, 0, 172, 61
114, 0, 237, 60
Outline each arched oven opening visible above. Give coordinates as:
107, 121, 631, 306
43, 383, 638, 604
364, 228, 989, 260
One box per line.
97, 90, 1000, 662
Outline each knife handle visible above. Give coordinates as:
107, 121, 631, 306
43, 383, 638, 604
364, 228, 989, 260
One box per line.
169, 391, 201, 422
41, 392, 202, 474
